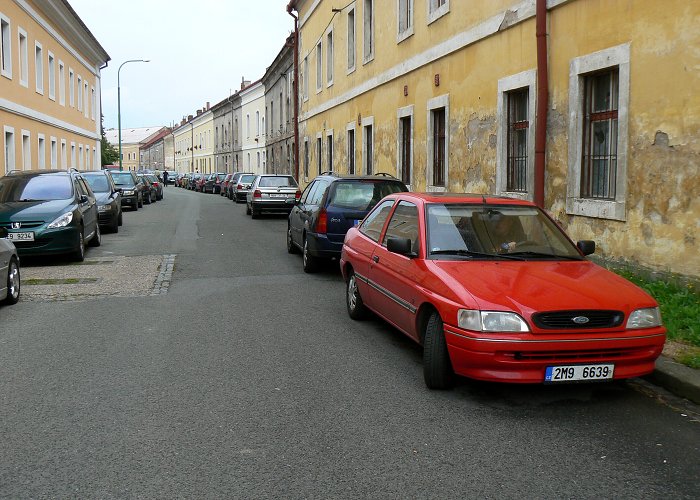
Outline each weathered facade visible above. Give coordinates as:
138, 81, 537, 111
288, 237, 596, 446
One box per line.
1, 0, 109, 173
289, 0, 700, 278
263, 34, 295, 175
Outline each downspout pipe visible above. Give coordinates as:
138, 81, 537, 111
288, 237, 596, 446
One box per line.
287, 2, 300, 182
535, 0, 548, 208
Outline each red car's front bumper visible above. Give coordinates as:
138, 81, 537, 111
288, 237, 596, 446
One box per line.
443, 325, 666, 383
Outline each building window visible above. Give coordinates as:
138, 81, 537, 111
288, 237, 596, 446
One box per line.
428, 0, 449, 24
21, 130, 30, 170
91, 87, 96, 119
316, 41, 322, 92
397, 106, 413, 185
326, 30, 334, 86
327, 131, 333, 172
347, 8, 355, 72
303, 56, 309, 100
77, 75, 82, 110
316, 135, 322, 175
256, 110, 260, 136
37, 134, 45, 169
506, 89, 529, 192
0, 15, 11, 79
398, 0, 414, 42
567, 43, 630, 221
48, 52, 55, 100
362, 117, 374, 175
35, 42, 43, 94
581, 69, 619, 200
61, 139, 66, 167
69, 69, 74, 106
50, 137, 57, 168
427, 94, 449, 190
246, 114, 250, 138
496, 70, 536, 200
4, 126, 15, 174
84, 81, 89, 117
363, 0, 374, 63
58, 61, 65, 105
347, 124, 355, 175
71, 142, 75, 168
304, 137, 309, 178
279, 92, 283, 131
18, 28, 27, 86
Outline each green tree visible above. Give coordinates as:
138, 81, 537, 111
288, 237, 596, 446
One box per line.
100, 114, 119, 166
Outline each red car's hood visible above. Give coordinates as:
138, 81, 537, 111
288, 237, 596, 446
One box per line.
427, 260, 657, 316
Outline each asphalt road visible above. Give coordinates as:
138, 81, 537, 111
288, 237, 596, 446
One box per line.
1, 186, 699, 498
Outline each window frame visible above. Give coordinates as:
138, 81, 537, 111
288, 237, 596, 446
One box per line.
0, 14, 12, 80
326, 28, 334, 87
50, 136, 57, 168
397, 105, 414, 188
382, 200, 419, 250
48, 51, 55, 100
360, 198, 395, 242
346, 121, 356, 175
316, 132, 322, 176
397, 0, 414, 43
427, 0, 450, 25
4, 126, 15, 174
303, 136, 309, 179
18, 27, 27, 87
362, 116, 374, 176
566, 43, 630, 221
426, 94, 449, 191
496, 69, 536, 201
316, 40, 323, 93
37, 133, 45, 169
58, 60, 65, 105
326, 129, 334, 172
363, 0, 374, 64
347, 6, 356, 74
21, 129, 30, 170
69, 68, 74, 107
34, 41, 43, 94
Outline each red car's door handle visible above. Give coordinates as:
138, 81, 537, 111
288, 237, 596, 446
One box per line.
372, 255, 380, 263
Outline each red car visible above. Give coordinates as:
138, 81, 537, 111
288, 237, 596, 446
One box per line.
340, 193, 665, 389
220, 173, 234, 196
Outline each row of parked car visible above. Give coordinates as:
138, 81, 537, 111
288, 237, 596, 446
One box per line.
0, 168, 168, 307
203, 169, 665, 390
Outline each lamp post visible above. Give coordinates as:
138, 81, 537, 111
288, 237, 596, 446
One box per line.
118, 59, 149, 171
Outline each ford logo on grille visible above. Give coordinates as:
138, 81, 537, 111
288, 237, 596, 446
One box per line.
572, 316, 590, 325
11, 222, 21, 229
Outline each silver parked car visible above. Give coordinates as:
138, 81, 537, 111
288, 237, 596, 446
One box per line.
246, 174, 300, 219
232, 173, 256, 203
0, 228, 21, 305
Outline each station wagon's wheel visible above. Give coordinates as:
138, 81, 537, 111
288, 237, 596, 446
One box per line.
251, 206, 259, 219
287, 225, 299, 254
346, 271, 367, 320
89, 224, 101, 247
4, 257, 20, 305
73, 228, 85, 262
423, 311, 454, 390
302, 237, 319, 273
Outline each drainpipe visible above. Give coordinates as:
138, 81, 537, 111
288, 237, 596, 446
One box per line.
287, 2, 300, 182
534, 0, 548, 208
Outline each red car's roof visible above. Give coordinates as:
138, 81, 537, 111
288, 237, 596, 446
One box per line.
387, 192, 536, 206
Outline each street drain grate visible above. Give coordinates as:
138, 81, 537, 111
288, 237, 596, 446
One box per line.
25, 278, 100, 285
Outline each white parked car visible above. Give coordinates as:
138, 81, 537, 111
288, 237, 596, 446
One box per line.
0, 228, 20, 305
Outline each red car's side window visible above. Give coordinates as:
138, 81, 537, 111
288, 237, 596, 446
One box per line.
360, 199, 395, 242
382, 201, 420, 252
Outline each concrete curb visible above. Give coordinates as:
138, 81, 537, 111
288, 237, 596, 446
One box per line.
644, 355, 700, 405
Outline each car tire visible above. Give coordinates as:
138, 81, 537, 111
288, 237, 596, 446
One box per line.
423, 311, 454, 390
302, 237, 319, 273
287, 225, 299, 254
251, 206, 259, 219
111, 219, 119, 233
346, 271, 368, 320
89, 223, 101, 247
73, 228, 85, 262
145, 193, 151, 204
138, 195, 143, 208
118, 211, 123, 226
4, 257, 20, 305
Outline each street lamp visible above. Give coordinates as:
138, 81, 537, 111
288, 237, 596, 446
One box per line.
118, 59, 149, 171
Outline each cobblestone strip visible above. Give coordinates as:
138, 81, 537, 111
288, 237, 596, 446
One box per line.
151, 254, 176, 296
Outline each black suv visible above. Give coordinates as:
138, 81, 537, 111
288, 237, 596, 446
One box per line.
0, 169, 101, 261
287, 172, 408, 272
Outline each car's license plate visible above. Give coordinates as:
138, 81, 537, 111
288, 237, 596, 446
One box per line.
354, 219, 361, 227
545, 364, 614, 382
7, 231, 34, 241
269, 193, 287, 198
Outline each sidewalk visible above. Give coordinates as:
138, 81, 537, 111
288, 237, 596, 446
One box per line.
645, 355, 700, 405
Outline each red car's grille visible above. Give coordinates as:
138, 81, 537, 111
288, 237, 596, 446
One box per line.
532, 310, 624, 330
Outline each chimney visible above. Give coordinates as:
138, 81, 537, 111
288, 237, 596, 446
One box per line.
188, 114, 193, 121
206, 101, 210, 110
241, 76, 251, 90
196, 109, 202, 116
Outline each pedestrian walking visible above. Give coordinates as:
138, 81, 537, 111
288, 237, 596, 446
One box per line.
162, 170, 169, 187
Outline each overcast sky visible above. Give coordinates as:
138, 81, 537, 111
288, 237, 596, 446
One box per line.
69, 0, 294, 131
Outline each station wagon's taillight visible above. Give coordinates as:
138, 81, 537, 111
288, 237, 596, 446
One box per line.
237, 184, 243, 189
295, 189, 301, 201
253, 189, 262, 199
316, 207, 328, 234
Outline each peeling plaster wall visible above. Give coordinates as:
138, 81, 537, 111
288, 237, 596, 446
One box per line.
296, 0, 700, 279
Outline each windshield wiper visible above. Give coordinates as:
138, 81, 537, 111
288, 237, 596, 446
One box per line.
17, 198, 45, 202
430, 249, 524, 260
508, 251, 582, 260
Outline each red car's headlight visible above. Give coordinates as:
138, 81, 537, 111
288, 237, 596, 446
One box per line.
458, 310, 530, 332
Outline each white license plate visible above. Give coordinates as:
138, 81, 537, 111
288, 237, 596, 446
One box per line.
269, 193, 287, 198
545, 364, 614, 382
7, 231, 35, 241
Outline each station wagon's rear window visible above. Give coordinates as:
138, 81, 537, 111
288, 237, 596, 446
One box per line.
259, 176, 297, 187
328, 180, 406, 211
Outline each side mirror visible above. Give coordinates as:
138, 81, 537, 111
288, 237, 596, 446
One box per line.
115, 187, 123, 193
0, 227, 7, 238
79, 194, 89, 204
577, 240, 595, 256
387, 237, 416, 257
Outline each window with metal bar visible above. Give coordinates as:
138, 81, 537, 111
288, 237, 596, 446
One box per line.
400, 116, 411, 185
506, 88, 529, 192
347, 129, 355, 174
432, 108, 445, 186
581, 68, 619, 199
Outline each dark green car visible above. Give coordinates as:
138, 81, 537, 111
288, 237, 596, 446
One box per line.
0, 170, 101, 261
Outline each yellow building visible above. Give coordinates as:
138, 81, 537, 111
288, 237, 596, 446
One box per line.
289, 0, 700, 279
191, 105, 214, 174
1, 0, 109, 173
104, 126, 164, 171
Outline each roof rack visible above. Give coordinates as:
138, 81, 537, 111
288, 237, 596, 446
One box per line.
318, 171, 335, 176
373, 172, 396, 178
69, 167, 80, 173
5, 169, 23, 175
